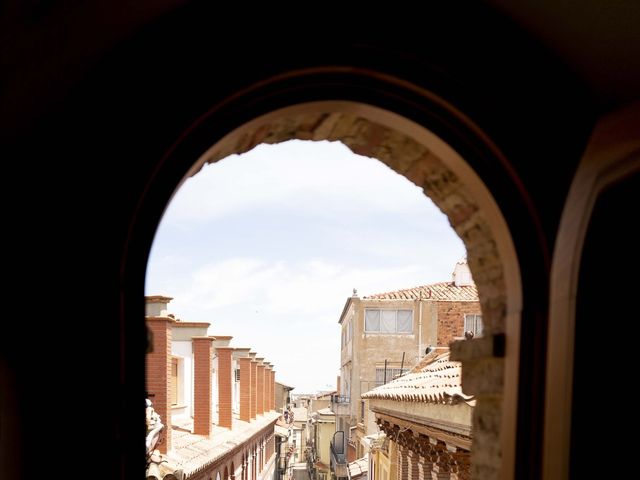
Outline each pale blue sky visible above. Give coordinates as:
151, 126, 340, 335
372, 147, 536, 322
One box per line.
146, 140, 466, 392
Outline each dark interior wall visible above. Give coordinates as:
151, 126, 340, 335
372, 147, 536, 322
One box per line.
1, 2, 600, 479
571, 172, 639, 479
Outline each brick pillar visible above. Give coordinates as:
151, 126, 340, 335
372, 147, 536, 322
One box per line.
454, 450, 470, 480
417, 454, 428, 480
217, 347, 233, 429
193, 337, 214, 436
146, 316, 173, 453
431, 442, 453, 479
407, 450, 420, 480
397, 445, 408, 480
270, 370, 276, 411
250, 361, 258, 419
425, 444, 437, 480
239, 357, 252, 421
264, 367, 272, 411
257, 364, 265, 415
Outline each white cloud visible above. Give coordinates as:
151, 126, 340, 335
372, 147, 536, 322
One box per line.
160, 140, 428, 228
146, 139, 467, 392
151, 257, 454, 323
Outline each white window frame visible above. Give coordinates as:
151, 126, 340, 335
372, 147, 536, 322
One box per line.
364, 309, 413, 333
464, 314, 483, 337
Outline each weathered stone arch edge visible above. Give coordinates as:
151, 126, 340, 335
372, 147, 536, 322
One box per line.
188, 100, 522, 479
543, 103, 640, 480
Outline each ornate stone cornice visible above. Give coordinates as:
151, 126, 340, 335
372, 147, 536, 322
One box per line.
375, 412, 471, 450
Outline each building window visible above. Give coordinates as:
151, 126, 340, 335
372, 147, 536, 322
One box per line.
360, 400, 365, 422
342, 318, 354, 348
464, 314, 483, 337
375, 368, 409, 387
170, 357, 179, 405
364, 309, 413, 333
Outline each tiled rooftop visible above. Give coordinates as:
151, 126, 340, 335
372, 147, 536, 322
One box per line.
348, 457, 368, 480
363, 282, 478, 302
361, 349, 474, 405
166, 412, 280, 477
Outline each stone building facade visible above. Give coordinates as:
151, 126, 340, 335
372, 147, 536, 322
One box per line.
333, 261, 480, 461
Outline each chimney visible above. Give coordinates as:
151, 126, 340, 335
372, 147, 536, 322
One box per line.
256, 357, 265, 415
263, 362, 272, 412
452, 258, 474, 286
216, 346, 234, 429
270, 369, 276, 411
145, 295, 173, 317
238, 356, 252, 421
249, 352, 258, 419
233, 348, 251, 421
145, 314, 175, 453
192, 337, 214, 437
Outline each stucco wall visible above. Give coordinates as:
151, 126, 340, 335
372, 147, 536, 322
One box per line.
171, 340, 193, 420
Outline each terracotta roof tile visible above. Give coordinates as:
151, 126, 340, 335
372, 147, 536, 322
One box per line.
361, 349, 474, 405
348, 457, 369, 479
166, 412, 280, 476
363, 282, 478, 302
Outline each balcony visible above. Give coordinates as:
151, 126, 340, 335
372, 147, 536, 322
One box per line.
330, 431, 349, 479
330, 395, 350, 416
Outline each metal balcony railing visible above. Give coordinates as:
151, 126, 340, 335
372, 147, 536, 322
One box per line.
330, 431, 349, 479
330, 395, 351, 416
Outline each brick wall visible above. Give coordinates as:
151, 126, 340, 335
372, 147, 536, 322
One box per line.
250, 361, 257, 419
239, 357, 252, 421
436, 301, 482, 346
264, 367, 271, 412
193, 337, 213, 436
257, 364, 265, 415
145, 317, 173, 453
217, 347, 233, 429
270, 371, 276, 411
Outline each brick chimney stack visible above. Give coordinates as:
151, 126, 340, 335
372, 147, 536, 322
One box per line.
270, 369, 276, 411
216, 346, 234, 429
192, 337, 214, 437
256, 357, 265, 415
249, 352, 257, 420
238, 355, 252, 421
264, 362, 272, 412
209, 336, 233, 430
145, 298, 175, 453
270, 370, 276, 411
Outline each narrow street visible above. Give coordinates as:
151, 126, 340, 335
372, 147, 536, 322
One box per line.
290, 462, 310, 480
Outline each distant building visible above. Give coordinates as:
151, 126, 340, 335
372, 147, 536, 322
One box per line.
275, 381, 295, 413
332, 260, 481, 463
145, 296, 284, 480
309, 391, 334, 413
289, 406, 309, 464
307, 407, 336, 480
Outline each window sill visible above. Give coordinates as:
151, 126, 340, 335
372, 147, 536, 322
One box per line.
171, 404, 187, 410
